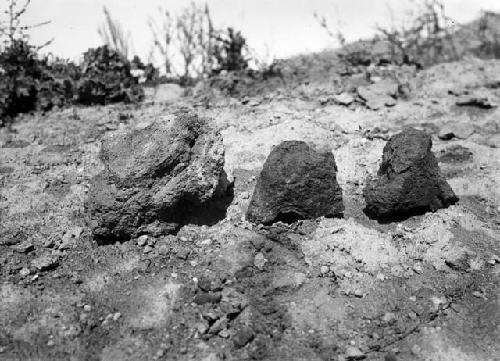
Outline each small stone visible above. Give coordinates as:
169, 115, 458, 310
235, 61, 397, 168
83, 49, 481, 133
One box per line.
240, 192, 250, 200
485, 133, 500, 148
456, 94, 497, 109
488, 255, 499, 265
411, 345, 421, 355
71, 273, 83, 284
194, 292, 222, 305
358, 78, 399, 110
175, 247, 190, 260
353, 289, 364, 298
208, 316, 228, 334
158, 245, 170, 255
31, 254, 59, 272
12, 241, 34, 253
200, 238, 213, 246
137, 235, 148, 247
19, 267, 31, 277
254, 253, 267, 270
202, 310, 219, 321
197, 275, 213, 292
438, 123, 475, 140
345, 346, 366, 360
156, 349, 165, 358
472, 291, 483, 299
113, 312, 121, 321
413, 263, 423, 274
42, 237, 56, 248
233, 326, 254, 348
320, 265, 329, 275
83, 304, 92, 312
59, 227, 83, 250
143, 245, 153, 254
194, 322, 209, 335
47, 340, 55, 347
333, 92, 355, 106
382, 312, 397, 324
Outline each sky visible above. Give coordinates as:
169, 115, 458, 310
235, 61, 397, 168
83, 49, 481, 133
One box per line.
18, 0, 500, 65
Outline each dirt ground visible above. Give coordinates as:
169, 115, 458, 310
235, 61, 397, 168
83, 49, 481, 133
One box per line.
1, 58, 499, 361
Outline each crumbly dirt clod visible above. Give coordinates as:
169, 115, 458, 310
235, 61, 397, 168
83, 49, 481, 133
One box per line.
363, 127, 458, 220
85, 112, 233, 243
246, 140, 344, 224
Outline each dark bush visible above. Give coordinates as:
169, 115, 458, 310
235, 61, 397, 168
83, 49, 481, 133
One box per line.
0, 40, 41, 122
0, 41, 83, 125
37, 57, 80, 111
76, 45, 143, 105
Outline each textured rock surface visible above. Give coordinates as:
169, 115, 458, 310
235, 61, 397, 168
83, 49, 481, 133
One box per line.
85, 112, 232, 242
363, 128, 458, 219
357, 78, 399, 110
438, 122, 475, 140
246, 140, 344, 224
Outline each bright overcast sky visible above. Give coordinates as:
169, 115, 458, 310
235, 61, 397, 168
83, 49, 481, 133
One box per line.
20, 0, 500, 63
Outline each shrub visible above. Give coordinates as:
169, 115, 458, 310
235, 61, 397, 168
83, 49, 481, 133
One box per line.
175, 2, 215, 81
0, 40, 41, 121
148, 2, 251, 82
0, 41, 81, 122
76, 45, 143, 105
211, 27, 249, 74
37, 57, 79, 111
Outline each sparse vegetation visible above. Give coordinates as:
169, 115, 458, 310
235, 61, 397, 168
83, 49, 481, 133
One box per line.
0, 0, 51, 48
313, 11, 346, 47
316, 0, 465, 69
98, 6, 131, 59
375, 0, 460, 67
148, 2, 250, 84
148, 7, 174, 75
